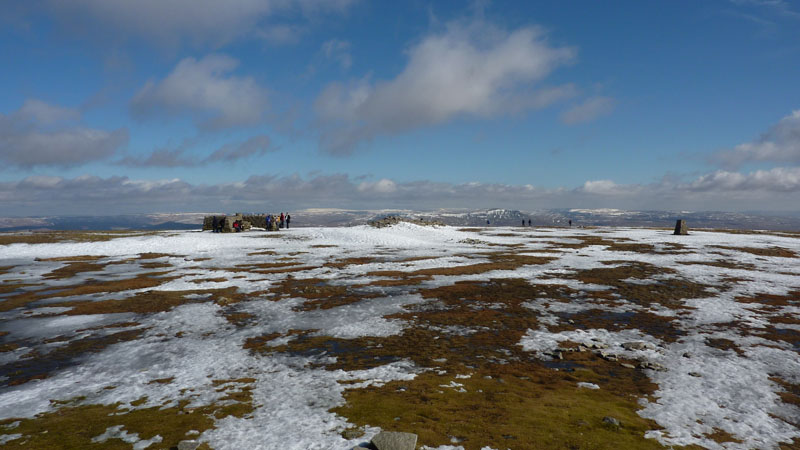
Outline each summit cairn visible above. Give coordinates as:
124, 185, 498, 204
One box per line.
673, 219, 688, 235
368, 216, 444, 228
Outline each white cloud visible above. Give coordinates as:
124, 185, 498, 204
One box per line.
118, 135, 274, 167
117, 148, 198, 168
314, 19, 576, 154
4, 166, 800, 215
730, 0, 800, 19
45, 0, 359, 48
579, 179, 630, 195
688, 166, 800, 192
205, 135, 274, 162
130, 55, 269, 130
357, 178, 397, 193
0, 100, 128, 168
321, 39, 352, 69
560, 96, 616, 124
17, 99, 81, 124
714, 110, 800, 167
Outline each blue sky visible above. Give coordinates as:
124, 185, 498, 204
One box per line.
1, 0, 799, 215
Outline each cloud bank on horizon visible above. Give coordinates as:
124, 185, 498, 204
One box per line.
1, 0, 799, 214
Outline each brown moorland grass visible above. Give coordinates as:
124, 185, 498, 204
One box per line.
680, 260, 758, 270
365, 252, 554, 281
0, 231, 153, 246
735, 290, 800, 310
2, 328, 146, 387
300, 278, 679, 449
711, 245, 797, 258
43, 261, 106, 280
49, 287, 235, 315
549, 308, 684, 343
568, 261, 710, 308
239, 277, 690, 448
323, 256, 378, 269
35, 255, 107, 262
0, 382, 253, 450
0, 272, 180, 312
266, 277, 380, 311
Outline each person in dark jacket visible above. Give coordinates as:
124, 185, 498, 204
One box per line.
218, 216, 226, 233
212, 216, 218, 233
527, 219, 531, 226
286, 214, 291, 229
266, 215, 271, 230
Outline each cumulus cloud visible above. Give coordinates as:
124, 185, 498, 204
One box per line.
118, 135, 274, 167
314, 19, 576, 154
714, 110, 800, 167
4, 166, 800, 215
44, 0, 359, 48
117, 148, 198, 168
205, 135, 274, 162
687, 166, 800, 192
130, 54, 269, 130
560, 96, 616, 124
0, 99, 128, 168
578, 179, 632, 195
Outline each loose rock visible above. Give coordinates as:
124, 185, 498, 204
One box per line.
177, 440, 200, 450
622, 341, 655, 351
602, 416, 621, 427
370, 431, 418, 450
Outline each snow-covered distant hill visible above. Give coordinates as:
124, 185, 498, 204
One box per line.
1, 208, 799, 231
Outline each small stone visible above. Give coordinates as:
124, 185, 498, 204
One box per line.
620, 363, 636, 369
622, 341, 654, 351
688, 372, 702, 377
177, 440, 200, 450
342, 428, 365, 440
602, 416, 621, 427
370, 431, 418, 450
683, 352, 692, 358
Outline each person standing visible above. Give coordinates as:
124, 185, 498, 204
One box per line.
569, 219, 573, 227
266, 215, 271, 231
527, 219, 531, 226
211, 216, 218, 233
286, 214, 291, 229
279, 212, 285, 229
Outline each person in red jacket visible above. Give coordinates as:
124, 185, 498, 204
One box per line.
279, 212, 285, 229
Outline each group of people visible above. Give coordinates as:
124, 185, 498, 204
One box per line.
211, 215, 226, 233
519, 219, 573, 227
265, 212, 290, 231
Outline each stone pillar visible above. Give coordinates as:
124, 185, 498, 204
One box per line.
673, 219, 688, 235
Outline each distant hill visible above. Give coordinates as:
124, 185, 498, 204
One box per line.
1, 208, 799, 232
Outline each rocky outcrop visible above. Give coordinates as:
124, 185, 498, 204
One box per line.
368, 216, 444, 228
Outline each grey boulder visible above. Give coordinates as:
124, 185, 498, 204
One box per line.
177, 440, 200, 450
370, 431, 418, 450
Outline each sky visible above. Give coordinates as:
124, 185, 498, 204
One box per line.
1, 0, 800, 215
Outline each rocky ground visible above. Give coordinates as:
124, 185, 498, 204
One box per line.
0, 224, 798, 449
